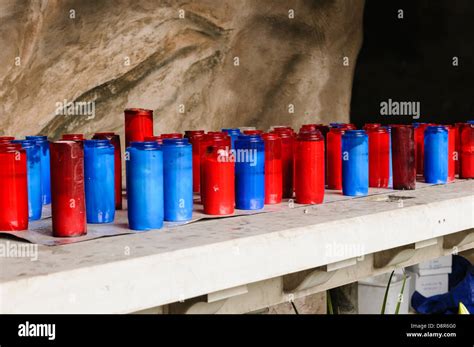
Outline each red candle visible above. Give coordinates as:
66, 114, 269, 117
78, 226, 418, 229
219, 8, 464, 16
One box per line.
92, 132, 123, 209
184, 130, 205, 139
124, 108, 153, 147
326, 127, 346, 190
330, 123, 357, 130
0, 136, 15, 144
391, 125, 416, 190
0, 143, 28, 231
50, 141, 87, 237
367, 127, 390, 188
144, 135, 163, 144
300, 124, 329, 138
62, 133, 84, 141
444, 126, 456, 182
460, 123, 474, 178
161, 133, 183, 139
201, 137, 234, 215
200, 132, 231, 205
271, 128, 295, 198
414, 123, 431, 176
454, 123, 465, 175
262, 133, 282, 204
294, 130, 325, 204
363, 123, 381, 131
243, 130, 263, 136
184, 130, 205, 193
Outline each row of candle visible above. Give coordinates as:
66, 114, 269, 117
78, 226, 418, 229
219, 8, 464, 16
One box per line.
0, 108, 472, 236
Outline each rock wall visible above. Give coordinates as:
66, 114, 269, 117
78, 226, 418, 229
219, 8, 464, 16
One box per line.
0, 0, 364, 139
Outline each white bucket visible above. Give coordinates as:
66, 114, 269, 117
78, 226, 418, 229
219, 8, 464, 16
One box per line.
358, 272, 411, 314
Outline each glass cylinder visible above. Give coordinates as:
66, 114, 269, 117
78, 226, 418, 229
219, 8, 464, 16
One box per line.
444, 126, 456, 182
414, 123, 430, 176
184, 130, 205, 193
161, 133, 183, 139
271, 128, 295, 198
50, 141, 87, 237
243, 130, 263, 136
126, 141, 164, 230
391, 125, 416, 190
201, 139, 235, 215
295, 131, 325, 203
454, 123, 464, 175
0, 136, 15, 144
12, 140, 42, 221
384, 126, 393, 188
367, 127, 390, 188
326, 127, 346, 190
84, 140, 115, 223
460, 123, 474, 178
424, 126, 448, 184
199, 132, 231, 205
62, 133, 84, 141
92, 132, 122, 209
162, 138, 193, 222
144, 135, 163, 144
0, 143, 28, 230
342, 130, 369, 196
124, 108, 154, 147
26, 135, 51, 205
363, 123, 381, 131
234, 135, 265, 210
262, 133, 282, 204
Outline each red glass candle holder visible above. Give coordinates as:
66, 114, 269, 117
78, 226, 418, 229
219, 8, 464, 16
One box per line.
199, 132, 231, 205
363, 123, 381, 131
391, 125, 416, 190
161, 133, 183, 139
50, 141, 87, 237
271, 128, 295, 198
367, 127, 390, 188
294, 131, 325, 204
62, 133, 84, 141
262, 133, 282, 204
184, 130, 205, 193
326, 127, 346, 190
454, 123, 467, 175
201, 140, 235, 215
0, 136, 15, 144
444, 126, 456, 182
124, 108, 153, 147
460, 124, 474, 178
0, 143, 28, 231
144, 135, 163, 144
243, 130, 263, 136
92, 132, 123, 209
414, 123, 432, 176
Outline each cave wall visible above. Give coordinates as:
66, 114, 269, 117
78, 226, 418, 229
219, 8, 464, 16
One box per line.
0, 0, 365, 139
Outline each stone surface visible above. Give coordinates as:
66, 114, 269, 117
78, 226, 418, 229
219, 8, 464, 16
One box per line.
0, 0, 364, 138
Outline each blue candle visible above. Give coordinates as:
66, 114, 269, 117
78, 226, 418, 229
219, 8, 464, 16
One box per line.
234, 135, 265, 210
424, 126, 448, 183
84, 140, 115, 223
222, 128, 241, 149
25, 135, 51, 205
126, 141, 164, 230
12, 140, 42, 220
342, 130, 369, 196
162, 138, 193, 222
